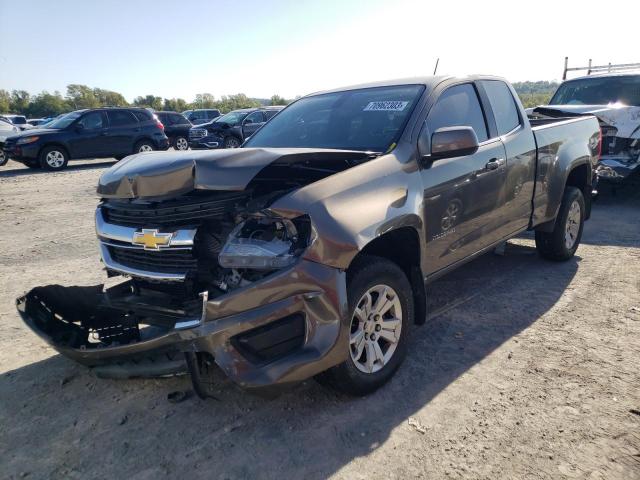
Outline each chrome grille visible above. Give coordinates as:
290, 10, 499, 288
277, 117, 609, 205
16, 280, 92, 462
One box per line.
189, 128, 207, 139
107, 246, 197, 275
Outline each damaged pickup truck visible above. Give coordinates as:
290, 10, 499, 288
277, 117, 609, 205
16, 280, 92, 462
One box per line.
529, 72, 640, 182
17, 76, 601, 397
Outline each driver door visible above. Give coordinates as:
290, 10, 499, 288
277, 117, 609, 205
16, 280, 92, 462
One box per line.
420, 83, 508, 274
241, 111, 265, 139
67, 111, 108, 158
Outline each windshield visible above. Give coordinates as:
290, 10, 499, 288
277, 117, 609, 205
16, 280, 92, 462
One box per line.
550, 76, 640, 106
46, 111, 83, 129
244, 85, 425, 152
11, 116, 26, 125
215, 111, 248, 125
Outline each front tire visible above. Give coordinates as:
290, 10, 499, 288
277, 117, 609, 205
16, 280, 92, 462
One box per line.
39, 146, 68, 171
535, 186, 585, 261
0, 148, 8, 166
224, 136, 241, 149
317, 256, 413, 396
134, 140, 155, 153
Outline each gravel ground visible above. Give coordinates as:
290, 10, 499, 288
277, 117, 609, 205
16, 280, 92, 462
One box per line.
1, 158, 639, 480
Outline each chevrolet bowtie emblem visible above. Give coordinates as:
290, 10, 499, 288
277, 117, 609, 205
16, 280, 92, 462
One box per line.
132, 229, 173, 250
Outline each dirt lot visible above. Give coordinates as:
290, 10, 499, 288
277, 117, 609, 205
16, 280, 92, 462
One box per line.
0, 158, 639, 480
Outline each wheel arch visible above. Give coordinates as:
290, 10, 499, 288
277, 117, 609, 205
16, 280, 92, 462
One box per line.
348, 226, 426, 325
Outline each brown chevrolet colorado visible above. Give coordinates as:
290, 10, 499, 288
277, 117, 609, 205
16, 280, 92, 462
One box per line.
17, 75, 601, 397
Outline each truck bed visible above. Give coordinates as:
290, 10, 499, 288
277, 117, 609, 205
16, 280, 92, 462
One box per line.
527, 114, 600, 228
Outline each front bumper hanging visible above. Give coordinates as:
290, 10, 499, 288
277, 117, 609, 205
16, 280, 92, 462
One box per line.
16, 260, 349, 392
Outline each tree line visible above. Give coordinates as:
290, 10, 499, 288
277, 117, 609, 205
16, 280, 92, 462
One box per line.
0, 85, 291, 118
0, 81, 559, 118
512, 81, 559, 108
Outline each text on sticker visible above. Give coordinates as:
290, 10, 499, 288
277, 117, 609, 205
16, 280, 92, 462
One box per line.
363, 101, 409, 112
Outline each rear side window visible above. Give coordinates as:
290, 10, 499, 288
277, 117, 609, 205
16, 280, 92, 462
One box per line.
427, 84, 488, 141
132, 110, 151, 122
481, 80, 520, 135
172, 114, 187, 124
108, 111, 137, 127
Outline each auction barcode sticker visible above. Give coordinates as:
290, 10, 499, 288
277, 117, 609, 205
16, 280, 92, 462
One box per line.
363, 101, 409, 112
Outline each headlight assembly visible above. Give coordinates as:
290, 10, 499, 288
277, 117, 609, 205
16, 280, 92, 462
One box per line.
16, 136, 40, 145
218, 216, 312, 270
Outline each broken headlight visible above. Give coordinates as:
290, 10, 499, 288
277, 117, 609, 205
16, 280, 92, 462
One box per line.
218, 216, 312, 270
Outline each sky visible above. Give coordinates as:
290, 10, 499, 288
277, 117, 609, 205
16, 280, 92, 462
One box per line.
1, 0, 639, 102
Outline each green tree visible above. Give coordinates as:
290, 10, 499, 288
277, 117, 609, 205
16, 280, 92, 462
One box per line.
66, 84, 100, 109
215, 94, 261, 112
10, 90, 31, 113
270, 94, 288, 106
163, 98, 188, 112
133, 95, 163, 110
27, 91, 68, 117
93, 88, 128, 107
193, 93, 217, 109
0, 89, 10, 113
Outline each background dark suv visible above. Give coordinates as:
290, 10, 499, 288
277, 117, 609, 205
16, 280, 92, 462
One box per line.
3, 107, 169, 171
181, 109, 221, 125
155, 111, 192, 150
189, 106, 283, 149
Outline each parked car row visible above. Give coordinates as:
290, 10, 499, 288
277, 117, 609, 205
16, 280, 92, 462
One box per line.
0, 114, 33, 131
2, 105, 283, 171
0, 118, 21, 166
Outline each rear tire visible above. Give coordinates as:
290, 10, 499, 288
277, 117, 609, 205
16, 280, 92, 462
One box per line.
174, 136, 189, 151
535, 186, 585, 261
39, 146, 68, 171
0, 149, 8, 166
134, 140, 155, 153
316, 256, 413, 396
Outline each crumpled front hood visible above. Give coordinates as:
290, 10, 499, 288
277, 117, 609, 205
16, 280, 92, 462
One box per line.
97, 148, 372, 199
540, 104, 640, 138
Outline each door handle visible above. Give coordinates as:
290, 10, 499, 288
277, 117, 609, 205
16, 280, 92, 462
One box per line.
100, 131, 109, 136
485, 158, 505, 170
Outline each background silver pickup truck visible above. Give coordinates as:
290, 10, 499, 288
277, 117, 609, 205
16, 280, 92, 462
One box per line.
17, 75, 601, 397
529, 71, 640, 182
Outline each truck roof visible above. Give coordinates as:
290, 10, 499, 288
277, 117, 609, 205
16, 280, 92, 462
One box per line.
308, 74, 509, 96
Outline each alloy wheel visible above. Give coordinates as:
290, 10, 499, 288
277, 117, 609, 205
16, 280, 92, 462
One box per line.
564, 200, 581, 249
349, 284, 403, 374
46, 150, 65, 168
176, 137, 188, 150
139, 144, 153, 153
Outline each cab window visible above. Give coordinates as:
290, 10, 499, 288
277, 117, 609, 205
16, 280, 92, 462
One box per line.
481, 80, 520, 135
427, 84, 488, 142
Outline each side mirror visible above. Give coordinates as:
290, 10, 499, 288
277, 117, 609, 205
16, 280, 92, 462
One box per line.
243, 118, 253, 125
418, 125, 479, 161
429, 127, 479, 160
74, 123, 85, 132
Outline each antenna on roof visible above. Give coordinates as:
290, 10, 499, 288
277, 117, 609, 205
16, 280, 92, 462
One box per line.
433, 58, 440, 75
